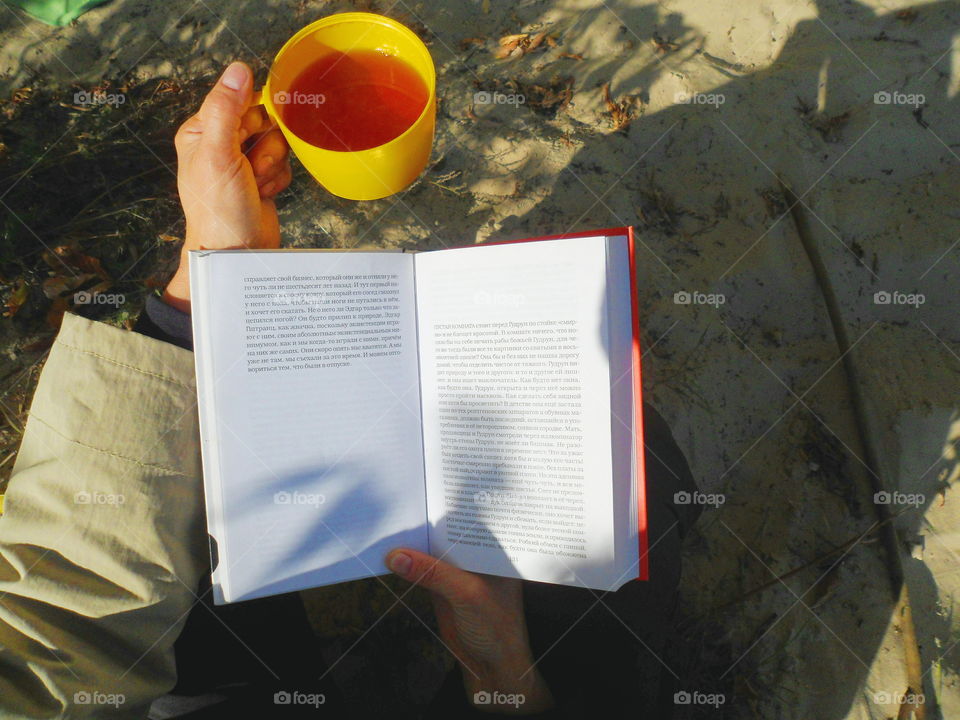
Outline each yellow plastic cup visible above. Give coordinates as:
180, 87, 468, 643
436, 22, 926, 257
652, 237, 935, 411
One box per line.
255, 13, 436, 201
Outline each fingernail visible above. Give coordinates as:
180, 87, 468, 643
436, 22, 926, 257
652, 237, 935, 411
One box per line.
388, 552, 412, 576
260, 180, 276, 196
255, 155, 275, 177
221, 62, 246, 91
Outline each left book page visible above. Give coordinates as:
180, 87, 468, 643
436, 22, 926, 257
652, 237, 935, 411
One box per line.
190, 250, 428, 603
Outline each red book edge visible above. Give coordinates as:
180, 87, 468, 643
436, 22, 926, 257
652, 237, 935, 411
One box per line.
466, 227, 649, 581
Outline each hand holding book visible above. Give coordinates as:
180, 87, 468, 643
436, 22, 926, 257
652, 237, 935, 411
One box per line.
166, 65, 561, 712
386, 548, 556, 713
168, 63, 648, 715
190, 233, 645, 601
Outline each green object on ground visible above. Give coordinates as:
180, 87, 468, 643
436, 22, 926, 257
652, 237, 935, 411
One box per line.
7, 0, 112, 26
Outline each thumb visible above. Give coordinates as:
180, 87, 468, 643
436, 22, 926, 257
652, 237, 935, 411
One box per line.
196, 62, 253, 159
387, 548, 480, 603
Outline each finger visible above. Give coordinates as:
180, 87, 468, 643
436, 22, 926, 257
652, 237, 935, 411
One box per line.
239, 103, 276, 142
174, 112, 203, 157
255, 154, 289, 189
259, 163, 292, 198
196, 62, 253, 160
386, 548, 480, 603
246, 128, 290, 180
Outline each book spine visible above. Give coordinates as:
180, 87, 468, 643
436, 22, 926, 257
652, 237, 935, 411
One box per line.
410, 254, 432, 554
627, 228, 649, 581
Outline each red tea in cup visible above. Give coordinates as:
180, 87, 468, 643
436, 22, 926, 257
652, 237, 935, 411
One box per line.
281, 49, 429, 152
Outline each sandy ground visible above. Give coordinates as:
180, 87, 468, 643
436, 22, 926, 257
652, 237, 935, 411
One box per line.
2, 0, 959, 717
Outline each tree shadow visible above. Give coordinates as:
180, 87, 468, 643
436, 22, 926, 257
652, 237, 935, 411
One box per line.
2, 0, 959, 715
450, 1, 960, 718
364, 0, 960, 717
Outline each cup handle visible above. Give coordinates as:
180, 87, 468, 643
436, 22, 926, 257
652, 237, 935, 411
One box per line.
250, 89, 278, 125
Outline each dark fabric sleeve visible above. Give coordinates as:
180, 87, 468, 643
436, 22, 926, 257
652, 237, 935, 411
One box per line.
133, 294, 194, 351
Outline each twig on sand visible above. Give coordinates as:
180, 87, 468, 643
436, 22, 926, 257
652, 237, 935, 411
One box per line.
781, 178, 926, 719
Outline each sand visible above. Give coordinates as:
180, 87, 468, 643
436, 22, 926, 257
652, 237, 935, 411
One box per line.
1, 0, 958, 717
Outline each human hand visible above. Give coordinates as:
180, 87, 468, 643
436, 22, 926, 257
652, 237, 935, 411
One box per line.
163, 61, 292, 313
386, 548, 555, 714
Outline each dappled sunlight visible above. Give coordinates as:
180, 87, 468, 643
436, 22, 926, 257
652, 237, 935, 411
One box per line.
0, 0, 958, 717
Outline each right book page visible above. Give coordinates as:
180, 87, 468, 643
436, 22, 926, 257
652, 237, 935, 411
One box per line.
415, 234, 640, 590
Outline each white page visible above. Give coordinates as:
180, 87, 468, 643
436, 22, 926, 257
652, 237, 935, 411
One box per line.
414, 237, 619, 590
191, 251, 428, 603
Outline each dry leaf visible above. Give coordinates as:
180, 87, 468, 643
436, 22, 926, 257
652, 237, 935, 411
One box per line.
11, 87, 32, 104
154, 79, 181, 95
459, 37, 486, 50
499, 34, 525, 46
522, 76, 574, 115
23, 335, 55, 353
42, 272, 94, 299
42, 245, 109, 280
602, 82, 639, 132
895, 8, 918, 22
651, 33, 679, 54
559, 52, 584, 61
144, 272, 167, 289
527, 32, 547, 51
84, 279, 114, 297
3, 279, 28, 318
495, 44, 519, 59
494, 32, 555, 59
45, 296, 69, 330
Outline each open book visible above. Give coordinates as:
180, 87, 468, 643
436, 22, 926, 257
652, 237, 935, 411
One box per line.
189, 228, 647, 604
